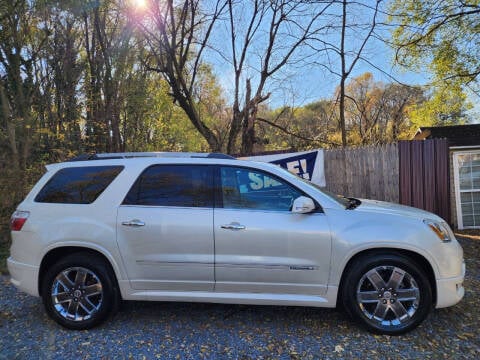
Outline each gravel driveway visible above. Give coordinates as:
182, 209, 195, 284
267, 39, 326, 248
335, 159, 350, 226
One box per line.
1, 237, 478, 360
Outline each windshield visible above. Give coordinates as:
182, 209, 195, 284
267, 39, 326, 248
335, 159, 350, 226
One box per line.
299, 177, 351, 208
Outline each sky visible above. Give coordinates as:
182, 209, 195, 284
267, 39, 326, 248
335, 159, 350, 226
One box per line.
200, 0, 432, 110
260, 44, 431, 109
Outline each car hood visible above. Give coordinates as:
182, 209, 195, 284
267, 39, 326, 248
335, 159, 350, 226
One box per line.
355, 199, 444, 222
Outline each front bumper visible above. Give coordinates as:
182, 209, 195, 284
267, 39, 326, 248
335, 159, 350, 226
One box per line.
7, 257, 39, 297
435, 261, 466, 308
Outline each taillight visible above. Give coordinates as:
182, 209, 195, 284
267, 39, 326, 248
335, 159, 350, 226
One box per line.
10, 211, 30, 231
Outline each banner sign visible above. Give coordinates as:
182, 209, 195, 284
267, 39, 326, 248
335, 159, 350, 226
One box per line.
241, 149, 325, 186
270, 151, 317, 181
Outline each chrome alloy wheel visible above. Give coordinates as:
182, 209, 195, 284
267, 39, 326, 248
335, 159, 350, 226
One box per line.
356, 266, 420, 327
51, 267, 103, 322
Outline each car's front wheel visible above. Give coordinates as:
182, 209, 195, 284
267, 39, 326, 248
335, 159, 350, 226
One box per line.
41, 253, 119, 330
342, 253, 432, 335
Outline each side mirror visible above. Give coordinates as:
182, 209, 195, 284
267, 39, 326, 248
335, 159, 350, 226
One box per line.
292, 196, 316, 214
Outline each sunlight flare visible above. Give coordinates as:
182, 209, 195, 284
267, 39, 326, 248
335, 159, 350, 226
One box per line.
130, 0, 147, 10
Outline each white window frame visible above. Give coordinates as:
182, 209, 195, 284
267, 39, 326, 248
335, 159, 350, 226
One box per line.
453, 149, 480, 229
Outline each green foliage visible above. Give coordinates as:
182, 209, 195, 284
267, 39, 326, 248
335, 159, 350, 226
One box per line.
389, 1, 477, 129
407, 83, 472, 128
121, 74, 205, 152
390, 0, 480, 89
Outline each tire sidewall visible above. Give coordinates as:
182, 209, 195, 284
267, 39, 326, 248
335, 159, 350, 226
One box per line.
342, 253, 432, 335
41, 254, 117, 330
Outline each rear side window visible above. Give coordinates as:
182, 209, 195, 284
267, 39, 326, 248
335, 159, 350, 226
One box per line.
35, 166, 124, 204
123, 165, 213, 207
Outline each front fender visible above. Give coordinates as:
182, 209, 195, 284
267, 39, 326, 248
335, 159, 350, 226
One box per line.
325, 208, 459, 286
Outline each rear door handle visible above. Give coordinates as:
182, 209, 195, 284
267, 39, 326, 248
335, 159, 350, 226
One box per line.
221, 222, 246, 230
121, 219, 145, 227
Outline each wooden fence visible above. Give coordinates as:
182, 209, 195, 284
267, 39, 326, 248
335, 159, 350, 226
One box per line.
324, 143, 399, 202
322, 139, 451, 223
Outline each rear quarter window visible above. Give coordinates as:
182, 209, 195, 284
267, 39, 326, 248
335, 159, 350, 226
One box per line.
35, 166, 124, 204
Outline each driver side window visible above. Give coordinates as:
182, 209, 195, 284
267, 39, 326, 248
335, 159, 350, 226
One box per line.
220, 167, 302, 211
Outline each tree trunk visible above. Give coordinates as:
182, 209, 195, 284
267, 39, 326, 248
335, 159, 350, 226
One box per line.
241, 79, 255, 156
339, 76, 347, 147
339, 0, 348, 148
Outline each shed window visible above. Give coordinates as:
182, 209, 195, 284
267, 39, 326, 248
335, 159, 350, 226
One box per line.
454, 151, 480, 228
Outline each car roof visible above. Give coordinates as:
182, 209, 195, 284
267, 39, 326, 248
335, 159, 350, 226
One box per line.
44, 152, 281, 172
67, 152, 235, 161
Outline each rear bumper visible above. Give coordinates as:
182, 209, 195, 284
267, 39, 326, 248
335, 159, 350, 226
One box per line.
435, 261, 465, 308
7, 257, 39, 297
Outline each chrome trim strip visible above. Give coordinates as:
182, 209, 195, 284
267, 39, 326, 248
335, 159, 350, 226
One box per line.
136, 260, 319, 271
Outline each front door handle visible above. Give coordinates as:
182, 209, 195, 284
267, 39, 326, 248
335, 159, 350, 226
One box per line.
121, 219, 146, 227
221, 222, 246, 230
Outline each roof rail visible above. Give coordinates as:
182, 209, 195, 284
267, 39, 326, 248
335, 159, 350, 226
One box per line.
67, 152, 236, 161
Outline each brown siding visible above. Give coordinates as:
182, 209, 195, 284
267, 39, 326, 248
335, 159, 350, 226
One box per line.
435, 139, 451, 222
399, 141, 412, 205
412, 141, 424, 209
423, 140, 436, 213
399, 139, 450, 223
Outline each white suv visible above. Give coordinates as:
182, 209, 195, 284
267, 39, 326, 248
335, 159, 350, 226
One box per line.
8, 152, 465, 334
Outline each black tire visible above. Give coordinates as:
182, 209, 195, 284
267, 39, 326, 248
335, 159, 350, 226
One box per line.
342, 253, 432, 335
41, 252, 119, 330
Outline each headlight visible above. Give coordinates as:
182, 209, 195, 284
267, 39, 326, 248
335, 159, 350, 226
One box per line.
423, 219, 452, 242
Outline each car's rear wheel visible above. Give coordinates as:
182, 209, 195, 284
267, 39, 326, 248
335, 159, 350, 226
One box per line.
342, 253, 432, 335
41, 253, 119, 330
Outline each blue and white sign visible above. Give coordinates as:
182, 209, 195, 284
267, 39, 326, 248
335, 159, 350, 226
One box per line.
241, 149, 325, 186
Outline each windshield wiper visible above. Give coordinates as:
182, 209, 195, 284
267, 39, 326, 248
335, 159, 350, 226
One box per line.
346, 197, 361, 210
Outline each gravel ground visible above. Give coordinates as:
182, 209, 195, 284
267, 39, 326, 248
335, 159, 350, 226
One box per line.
1, 237, 478, 360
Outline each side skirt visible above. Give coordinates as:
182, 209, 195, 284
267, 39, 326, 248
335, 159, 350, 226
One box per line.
118, 280, 339, 308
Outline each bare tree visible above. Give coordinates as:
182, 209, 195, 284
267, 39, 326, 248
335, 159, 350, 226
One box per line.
140, 0, 333, 155
338, 0, 381, 147
225, 0, 333, 155
309, 0, 382, 147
